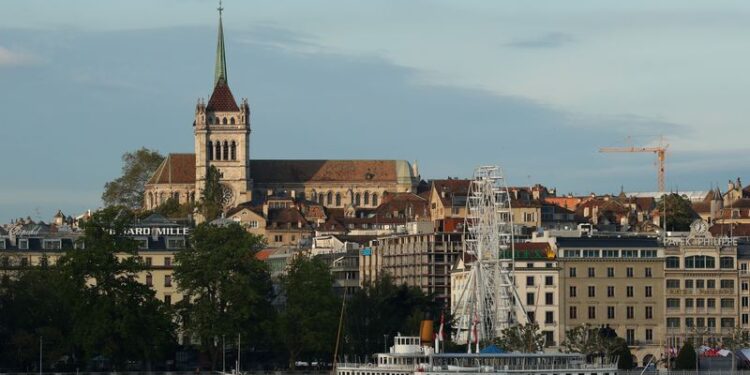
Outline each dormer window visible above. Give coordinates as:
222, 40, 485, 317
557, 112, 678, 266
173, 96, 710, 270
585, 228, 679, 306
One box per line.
19, 239, 29, 250
43, 239, 61, 250
0, 239, 5, 250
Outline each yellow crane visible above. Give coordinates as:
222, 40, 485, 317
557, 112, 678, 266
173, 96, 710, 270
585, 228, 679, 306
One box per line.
599, 137, 669, 192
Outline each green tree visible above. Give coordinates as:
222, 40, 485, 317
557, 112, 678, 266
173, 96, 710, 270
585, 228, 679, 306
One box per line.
561, 324, 601, 358
200, 165, 224, 220
57, 207, 176, 368
657, 193, 697, 231
173, 222, 273, 370
610, 337, 635, 370
278, 255, 339, 369
722, 327, 750, 372
344, 276, 437, 357
102, 148, 164, 209
494, 322, 545, 353
675, 340, 696, 370
153, 197, 195, 219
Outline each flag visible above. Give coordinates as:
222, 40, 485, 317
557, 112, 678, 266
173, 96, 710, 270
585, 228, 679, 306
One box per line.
438, 313, 445, 342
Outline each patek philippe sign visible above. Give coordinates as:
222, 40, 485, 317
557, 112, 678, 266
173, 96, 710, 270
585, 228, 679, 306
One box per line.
111, 227, 190, 236
664, 219, 737, 246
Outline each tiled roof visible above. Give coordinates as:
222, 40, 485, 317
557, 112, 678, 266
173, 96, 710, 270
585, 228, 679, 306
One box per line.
250, 160, 400, 183
710, 224, 750, 237
147, 154, 196, 185
267, 207, 308, 226
206, 81, 240, 112
514, 242, 551, 251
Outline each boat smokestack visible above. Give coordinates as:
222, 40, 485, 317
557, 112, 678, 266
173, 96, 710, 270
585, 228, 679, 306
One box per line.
420, 320, 434, 346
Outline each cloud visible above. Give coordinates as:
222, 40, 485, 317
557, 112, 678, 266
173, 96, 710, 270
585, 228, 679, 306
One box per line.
504, 32, 575, 49
0, 46, 36, 66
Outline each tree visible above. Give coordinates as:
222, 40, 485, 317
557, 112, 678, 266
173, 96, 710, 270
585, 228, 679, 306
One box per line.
610, 337, 635, 370
675, 340, 696, 370
344, 276, 438, 357
200, 165, 224, 221
494, 323, 545, 353
562, 324, 601, 358
173, 222, 273, 370
57, 207, 176, 368
657, 193, 697, 231
562, 324, 632, 368
102, 148, 164, 209
722, 327, 750, 372
278, 255, 340, 369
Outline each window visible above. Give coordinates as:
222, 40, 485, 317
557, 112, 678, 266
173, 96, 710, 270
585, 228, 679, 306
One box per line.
215, 141, 222, 160
20, 257, 28, 266
274, 235, 283, 242
230, 117, 236, 125
354, 193, 361, 206
667, 318, 680, 327
19, 239, 28, 250
588, 267, 595, 277
526, 292, 535, 306
569, 286, 577, 297
145, 257, 152, 267
645, 267, 653, 278
527, 276, 535, 286
607, 306, 615, 319
641, 250, 657, 258
697, 298, 705, 308
164, 275, 172, 287
607, 286, 615, 297
721, 298, 735, 308
626, 306, 634, 319
707, 298, 716, 308
603, 250, 619, 257
743, 297, 749, 308
222, 117, 227, 125
686, 318, 694, 327
583, 250, 600, 258
627, 286, 634, 297
588, 286, 596, 297
685, 298, 694, 308
743, 282, 749, 291
626, 329, 635, 345
167, 239, 185, 249
327, 191, 333, 205
230, 141, 237, 160
696, 279, 705, 289
744, 314, 749, 325
545, 311, 554, 324
43, 240, 61, 250
372, 193, 378, 206
564, 250, 580, 258
146, 273, 153, 286
721, 318, 735, 328
685, 279, 694, 289
164, 257, 172, 267
136, 238, 148, 249
607, 267, 615, 277
545, 292, 553, 305
164, 295, 172, 305
569, 267, 577, 277
721, 280, 735, 289
708, 317, 716, 327
0, 240, 5, 250
697, 317, 705, 327
666, 256, 680, 268
646, 329, 653, 341
720, 257, 734, 269
645, 286, 652, 297
645, 306, 653, 319
545, 276, 554, 286
248, 220, 259, 228
666, 279, 680, 288
622, 250, 638, 258
626, 267, 634, 278
527, 311, 535, 323
685, 255, 715, 269
335, 193, 342, 206
666, 298, 680, 308
588, 306, 596, 319
707, 280, 716, 289
208, 141, 214, 160
570, 306, 577, 319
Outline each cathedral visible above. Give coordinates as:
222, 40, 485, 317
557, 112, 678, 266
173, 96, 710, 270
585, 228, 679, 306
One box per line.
144, 10, 419, 215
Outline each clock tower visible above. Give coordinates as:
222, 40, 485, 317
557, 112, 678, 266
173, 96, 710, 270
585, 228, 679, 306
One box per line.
194, 4, 252, 210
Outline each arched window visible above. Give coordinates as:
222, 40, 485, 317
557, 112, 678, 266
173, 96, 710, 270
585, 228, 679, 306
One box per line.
222, 117, 228, 125
372, 193, 379, 206
215, 141, 222, 160
230, 141, 237, 160
335, 193, 342, 206
355, 193, 361, 206
318, 193, 325, 205
208, 141, 213, 160
720, 256, 734, 269
223, 141, 229, 161
364, 191, 370, 206
159, 192, 165, 205
327, 191, 333, 205
685, 255, 716, 269
208, 117, 213, 125
230, 117, 236, 125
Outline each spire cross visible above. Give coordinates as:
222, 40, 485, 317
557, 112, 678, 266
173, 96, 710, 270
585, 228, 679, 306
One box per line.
218, 0, 224, 17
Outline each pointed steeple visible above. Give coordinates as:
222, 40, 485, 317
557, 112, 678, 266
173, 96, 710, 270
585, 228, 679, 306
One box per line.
214, 0, 228, 87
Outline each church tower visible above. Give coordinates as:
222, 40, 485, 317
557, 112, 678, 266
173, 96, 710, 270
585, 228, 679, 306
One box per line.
194, 4, 252, 209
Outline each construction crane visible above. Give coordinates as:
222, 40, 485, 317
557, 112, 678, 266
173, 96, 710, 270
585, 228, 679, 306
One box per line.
599, 137, 669, 192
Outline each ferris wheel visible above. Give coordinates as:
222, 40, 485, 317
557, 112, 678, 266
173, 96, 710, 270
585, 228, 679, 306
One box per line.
451, 165, 526, 346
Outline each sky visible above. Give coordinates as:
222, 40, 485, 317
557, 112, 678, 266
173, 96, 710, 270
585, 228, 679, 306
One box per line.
1, 0, 749, 223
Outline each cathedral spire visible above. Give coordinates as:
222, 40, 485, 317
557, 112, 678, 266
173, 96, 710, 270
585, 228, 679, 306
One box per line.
214, 0, 228, 87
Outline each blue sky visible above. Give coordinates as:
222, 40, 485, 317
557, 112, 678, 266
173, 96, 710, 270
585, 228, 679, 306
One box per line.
1, 0, 749, 223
